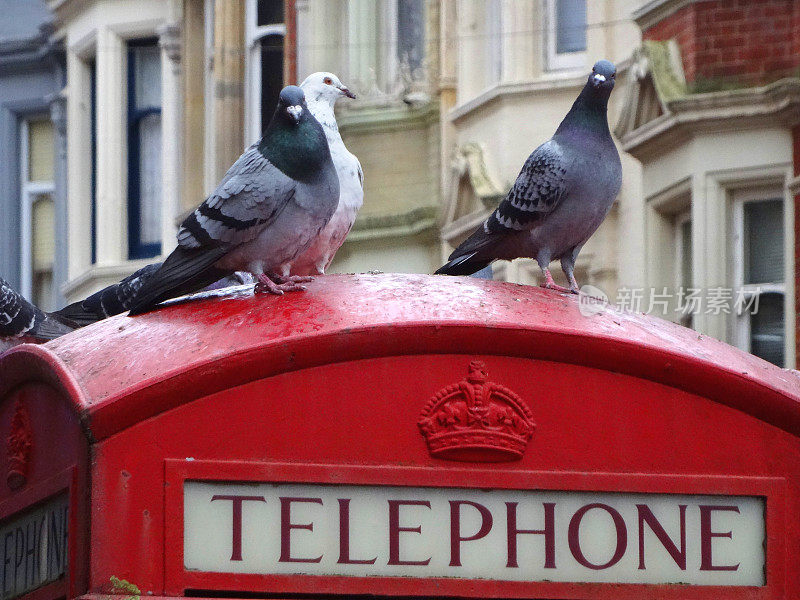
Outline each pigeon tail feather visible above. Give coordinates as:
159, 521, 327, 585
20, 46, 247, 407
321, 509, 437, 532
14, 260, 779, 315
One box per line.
127, 246, 229, 315
435, 252, 493, 276
32, 314, 78, 340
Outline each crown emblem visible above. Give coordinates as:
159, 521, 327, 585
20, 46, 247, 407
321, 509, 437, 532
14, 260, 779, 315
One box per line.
418, 361, 536, 462
7, 400, 32, 490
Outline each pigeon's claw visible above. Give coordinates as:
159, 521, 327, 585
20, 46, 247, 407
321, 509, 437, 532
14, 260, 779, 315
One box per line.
567, 272, 580, 295
540, 268, 571, 294
254, 273, 312, 295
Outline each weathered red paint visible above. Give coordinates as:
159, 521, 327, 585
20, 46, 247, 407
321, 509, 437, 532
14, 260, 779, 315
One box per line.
0, 273, 798, 600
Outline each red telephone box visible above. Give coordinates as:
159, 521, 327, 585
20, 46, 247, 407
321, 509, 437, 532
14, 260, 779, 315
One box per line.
0, 273, 798, 600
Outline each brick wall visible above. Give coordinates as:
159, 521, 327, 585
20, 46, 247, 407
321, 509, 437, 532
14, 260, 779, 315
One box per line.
643, 0, 799, 89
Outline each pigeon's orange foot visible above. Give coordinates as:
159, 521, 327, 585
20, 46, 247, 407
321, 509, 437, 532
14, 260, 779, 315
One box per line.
254, 273, 312, 295
540, 268, 571, 294
540, 281, 572, 293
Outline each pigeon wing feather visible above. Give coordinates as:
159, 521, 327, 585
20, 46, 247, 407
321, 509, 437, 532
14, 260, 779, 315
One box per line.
177, 145, 297, 250
442, 140, 569, 264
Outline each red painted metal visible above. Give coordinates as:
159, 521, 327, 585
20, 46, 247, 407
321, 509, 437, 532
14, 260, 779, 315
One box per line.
0, 273, 797, 600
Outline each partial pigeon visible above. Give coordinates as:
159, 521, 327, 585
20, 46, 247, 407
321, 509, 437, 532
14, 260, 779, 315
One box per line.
127, 85, 339, 315
436, 60, 622, 293
0, 277, 76, 351
54, 264, 253, 326
290, 72, 363, 275
54, 262, 162, 326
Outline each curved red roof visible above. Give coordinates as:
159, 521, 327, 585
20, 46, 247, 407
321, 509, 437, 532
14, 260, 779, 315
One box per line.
1, 273, 798, 441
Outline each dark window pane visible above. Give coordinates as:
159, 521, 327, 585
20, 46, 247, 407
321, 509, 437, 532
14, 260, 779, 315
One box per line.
744, 199, 783, 284
260, 34, 284, 131
398, 0, 424, 74
257, 0, 284, 26
556, 0, 586, 54
750, 292, 784, 366
127, 39, 162, 259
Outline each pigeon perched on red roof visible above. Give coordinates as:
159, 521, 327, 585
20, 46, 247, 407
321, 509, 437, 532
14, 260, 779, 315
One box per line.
127, 86, 339, 314
436, 60, 622, 293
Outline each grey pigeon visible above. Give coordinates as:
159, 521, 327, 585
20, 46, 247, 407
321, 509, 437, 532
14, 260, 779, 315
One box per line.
128, 85, 339, 315
0, 277, 76, 349
436, 60, 622, 293
54, 264, 252, 326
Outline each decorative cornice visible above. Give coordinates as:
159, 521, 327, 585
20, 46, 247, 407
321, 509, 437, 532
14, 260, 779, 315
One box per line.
158, 22, 181, 66
0, 22, 62, 74
788, 175, 800, 196
338, 103, 439, 135
348, 205, 439, 241
621, 77, 800, 160
449, 57, 633, 125
632, 0, 700, 31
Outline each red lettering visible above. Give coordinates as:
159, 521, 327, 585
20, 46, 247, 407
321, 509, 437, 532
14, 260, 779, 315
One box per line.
568, 503, 627, 570
449, 501, 493, 567
699, 505, 740, 571
337, 499, 377, 565
210, 495, 266, 561
279, 497, 323, 563
506, 502, 556, 569
387, 500, 431, 566
637, 504, 686, 570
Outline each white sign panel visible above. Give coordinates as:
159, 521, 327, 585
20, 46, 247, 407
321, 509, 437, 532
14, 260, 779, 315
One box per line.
0, 494, 69, 600
184, 482, 765, 586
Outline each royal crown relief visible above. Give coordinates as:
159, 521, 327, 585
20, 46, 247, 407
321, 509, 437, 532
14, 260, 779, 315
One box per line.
418, 361, 536, 462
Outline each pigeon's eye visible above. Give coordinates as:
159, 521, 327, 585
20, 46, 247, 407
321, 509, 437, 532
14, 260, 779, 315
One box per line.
323, 77, 333, 85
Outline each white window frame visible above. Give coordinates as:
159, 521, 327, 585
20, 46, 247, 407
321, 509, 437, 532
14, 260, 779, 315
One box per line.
544, 0, 587, 72
674, 210, 693, 329
245, 0, 286, 144
730, 188, 786, 363
19, 118, 55, 304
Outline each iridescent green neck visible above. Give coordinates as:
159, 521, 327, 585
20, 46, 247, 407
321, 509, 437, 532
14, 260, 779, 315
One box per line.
258, 113, 330, 182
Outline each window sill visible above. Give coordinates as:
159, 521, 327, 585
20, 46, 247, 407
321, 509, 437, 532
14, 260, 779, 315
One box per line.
449, 75, 585, 124
61, 259, 160, 303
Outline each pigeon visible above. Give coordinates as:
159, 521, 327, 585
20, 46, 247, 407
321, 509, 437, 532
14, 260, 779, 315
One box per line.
54, 264, 253, 326
127, 85, 339, 315
289, 72, 362, 276
436, 60, 622, 293
0, 277, 77, 350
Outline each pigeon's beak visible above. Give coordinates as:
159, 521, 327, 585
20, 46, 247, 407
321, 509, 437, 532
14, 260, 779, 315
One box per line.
286, 105, 303, 124
340, 86, 356, 99
591, 73, 606, 88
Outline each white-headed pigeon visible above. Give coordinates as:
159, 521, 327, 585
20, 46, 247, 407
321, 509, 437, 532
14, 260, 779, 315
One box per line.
290, 71, 362, 275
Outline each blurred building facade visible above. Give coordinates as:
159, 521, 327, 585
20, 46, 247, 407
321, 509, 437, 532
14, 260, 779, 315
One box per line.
10, 0, 792, 368
0, 0, 65, 312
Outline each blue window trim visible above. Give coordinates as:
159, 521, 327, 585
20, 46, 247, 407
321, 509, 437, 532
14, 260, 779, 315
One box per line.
127, 38, 162, 260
